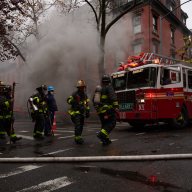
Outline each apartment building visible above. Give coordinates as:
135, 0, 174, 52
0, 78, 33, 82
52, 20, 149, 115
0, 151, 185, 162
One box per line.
113, 0, 191, 59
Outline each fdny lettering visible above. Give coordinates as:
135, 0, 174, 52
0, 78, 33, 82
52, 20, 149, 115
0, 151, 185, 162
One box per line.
112, 73, 125, 78
139, 104, 145, 111
119, 112, 126, 119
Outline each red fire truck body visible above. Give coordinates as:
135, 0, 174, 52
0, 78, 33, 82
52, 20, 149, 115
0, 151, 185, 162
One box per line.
111, 53, 192, 128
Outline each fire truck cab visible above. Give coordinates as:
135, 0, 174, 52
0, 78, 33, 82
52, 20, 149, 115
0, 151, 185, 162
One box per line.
111, 52, 192, 129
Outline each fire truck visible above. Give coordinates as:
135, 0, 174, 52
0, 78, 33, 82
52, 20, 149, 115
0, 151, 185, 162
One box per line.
111, 52, 192, 129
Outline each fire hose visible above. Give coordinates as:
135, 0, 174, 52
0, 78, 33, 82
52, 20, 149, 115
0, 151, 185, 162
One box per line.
1, 154, 192, 163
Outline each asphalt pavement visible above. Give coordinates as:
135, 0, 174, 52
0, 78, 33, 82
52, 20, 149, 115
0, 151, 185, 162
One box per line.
1, 120, 192, 192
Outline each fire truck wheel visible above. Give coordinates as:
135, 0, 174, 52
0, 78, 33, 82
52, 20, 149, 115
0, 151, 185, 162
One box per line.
129, 121, 146, 129
169, 106, 189, 129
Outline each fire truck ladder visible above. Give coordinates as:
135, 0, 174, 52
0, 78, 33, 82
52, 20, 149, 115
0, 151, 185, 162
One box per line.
141, 53, 181, 65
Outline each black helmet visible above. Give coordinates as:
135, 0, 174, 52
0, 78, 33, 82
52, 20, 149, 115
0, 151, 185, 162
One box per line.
101, 74, 111, 83
4, 85, 12, 92
36, 85, 47, 92
0, 85, 11, 95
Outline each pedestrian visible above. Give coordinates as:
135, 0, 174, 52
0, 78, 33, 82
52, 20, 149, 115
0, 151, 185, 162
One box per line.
45, 85, 58, 136
93, 74, 119, 145
0, 83, 22, 143
28, 85, 48, 139
67, 80, 90, 144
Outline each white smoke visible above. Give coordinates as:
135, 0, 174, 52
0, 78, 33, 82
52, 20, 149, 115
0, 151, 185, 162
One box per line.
22, 9, 101, 111
16, 6, 133, 112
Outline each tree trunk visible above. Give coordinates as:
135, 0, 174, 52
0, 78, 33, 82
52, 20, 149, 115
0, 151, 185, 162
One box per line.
99, 36, 105, 79
98, 0, 106, 80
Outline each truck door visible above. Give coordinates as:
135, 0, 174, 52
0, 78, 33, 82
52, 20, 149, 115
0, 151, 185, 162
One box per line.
186, 70, 192, 118
157, 66, 182, 119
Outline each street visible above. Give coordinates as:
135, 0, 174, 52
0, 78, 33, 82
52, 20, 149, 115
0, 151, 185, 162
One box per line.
1, 121, 192, 192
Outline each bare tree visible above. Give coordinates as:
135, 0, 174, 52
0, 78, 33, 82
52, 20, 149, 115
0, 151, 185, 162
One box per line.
54, 0, 80, 14
83, 0, 143, 78
0, 0, 58, 62
0, 0, 26, 62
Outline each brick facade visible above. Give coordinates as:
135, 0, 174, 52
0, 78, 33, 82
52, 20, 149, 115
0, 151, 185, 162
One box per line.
105, 0, 192, 74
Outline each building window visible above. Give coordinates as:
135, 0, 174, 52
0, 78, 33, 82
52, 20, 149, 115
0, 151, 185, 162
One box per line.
116, 0, 133, 7
133, 15, 141, 34
133, 43, 142, 55
182, 17, 186, 25
170, 49, 176, 58
152, 15, 158, 33
118, 0, 126, 6
181, 11, 187, 25
166, 0, 176, 15
152, 42, 159, 54
169, 4, 173, 11
171, 28, 175, 45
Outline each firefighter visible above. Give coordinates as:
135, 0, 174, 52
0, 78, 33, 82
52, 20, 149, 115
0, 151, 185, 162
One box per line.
67, 80, 90, 144
45, 85, 58, 135
93, 74, 119, 145
0, 84, 22, 143
28, 85, 48, 139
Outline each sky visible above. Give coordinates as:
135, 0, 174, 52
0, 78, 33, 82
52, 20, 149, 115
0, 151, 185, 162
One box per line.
181, 0, 192, 29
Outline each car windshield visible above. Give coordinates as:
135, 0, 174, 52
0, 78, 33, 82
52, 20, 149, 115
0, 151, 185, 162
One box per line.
127, 67, 157, 89
112, 73, 127, 91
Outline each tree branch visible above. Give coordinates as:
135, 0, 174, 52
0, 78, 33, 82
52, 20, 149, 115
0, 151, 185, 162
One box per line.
105, 0, 141, 37
2, 35, 26, 62
84, 0, 99, 29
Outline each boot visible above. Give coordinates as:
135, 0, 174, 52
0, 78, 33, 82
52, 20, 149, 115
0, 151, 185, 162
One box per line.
44, 132, 52, 137
97, 132, 111, 146
10, 136, 22, 143
97, 131, 106, 142
74, 136, 84, 144
0, 134, 6, 140
102, 138, 112, 146
33, 133, 44, 140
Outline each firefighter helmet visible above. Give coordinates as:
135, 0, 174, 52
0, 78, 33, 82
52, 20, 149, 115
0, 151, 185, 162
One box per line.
76, 80, 86, 88
101, 74, 111, 83
48, 85, 54, 91
41, 84, 47, 90
36, 85, 47, 92
95, 85, 102, 92
0, 85, 11, 94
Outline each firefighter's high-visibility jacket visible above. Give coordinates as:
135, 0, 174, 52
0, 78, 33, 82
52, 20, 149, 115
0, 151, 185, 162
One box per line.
0, 95, 12, 120
96, 84, 119, 114
30, 93, 48, 114
67, 91, 90, 116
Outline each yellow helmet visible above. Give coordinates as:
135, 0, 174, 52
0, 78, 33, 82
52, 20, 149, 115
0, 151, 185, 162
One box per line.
76, 80, 86, 88
0, 81, 4, 85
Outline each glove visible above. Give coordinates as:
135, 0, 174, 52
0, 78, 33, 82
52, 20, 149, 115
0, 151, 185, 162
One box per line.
85, 111, 90, 118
